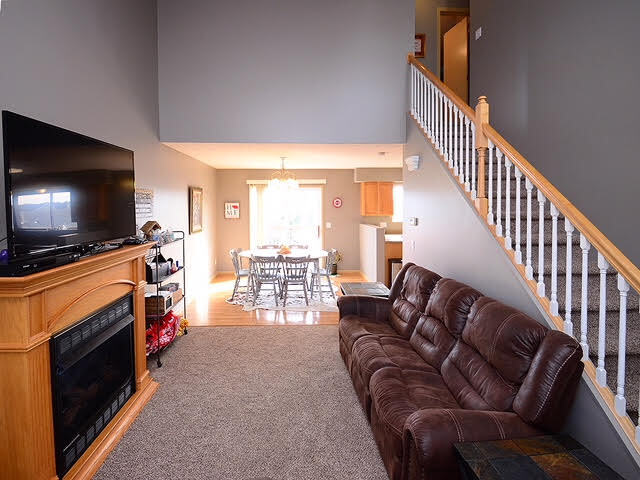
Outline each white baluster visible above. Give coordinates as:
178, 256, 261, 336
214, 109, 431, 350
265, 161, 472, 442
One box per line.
430, 82, 435, 139
434, 91, 439, 150
550, 204, 559, 315
419, 75, 424, 128
439, 92, 443, 153
504, 158, 512, 250
448, 101, 454, 168
615, 274, 629, 416
458, 111, 464, 181
580, 234, 590, 359
487, 140, 494, 225
495, 150, 503, 236
411, 65, 415, 117
426, 81, 431, 137
596, 252, 609, 387
423, 78, 427, 130
514, 167, 523, 264
537, 190, 546, 297
525, 178, 534, 280
471, 123, 477, 199
564, 218, 575, 335
464, 118, 470, 191
453, 106, 459, 176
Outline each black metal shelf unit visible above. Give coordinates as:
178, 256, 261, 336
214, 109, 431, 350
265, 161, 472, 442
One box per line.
145, 230, 187, 367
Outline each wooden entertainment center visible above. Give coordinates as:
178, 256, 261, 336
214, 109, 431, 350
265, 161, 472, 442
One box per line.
0, 244, 157, 480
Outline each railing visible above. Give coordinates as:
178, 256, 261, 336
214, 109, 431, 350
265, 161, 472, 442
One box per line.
409, 54, 640, 448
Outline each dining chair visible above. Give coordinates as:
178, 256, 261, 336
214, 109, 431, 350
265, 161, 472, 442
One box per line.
257, 244, 280, 249
250, 255, 282, 306
310, 248, 337, 299
281, 256, 311, 306
229, 248, 252, 301
289, 244, 308, 249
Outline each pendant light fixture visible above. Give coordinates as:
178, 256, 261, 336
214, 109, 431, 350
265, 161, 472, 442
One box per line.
268, 157, 298, 190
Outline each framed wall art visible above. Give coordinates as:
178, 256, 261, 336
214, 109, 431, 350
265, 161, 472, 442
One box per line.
189, 186, 203, 233
224, 202, 240, 219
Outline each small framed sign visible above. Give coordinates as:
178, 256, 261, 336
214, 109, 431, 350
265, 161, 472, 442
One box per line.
224, 202, 240, 219
414, 34, 426, 58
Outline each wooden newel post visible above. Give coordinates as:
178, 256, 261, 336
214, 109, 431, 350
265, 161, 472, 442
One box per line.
475, 95, 490, 217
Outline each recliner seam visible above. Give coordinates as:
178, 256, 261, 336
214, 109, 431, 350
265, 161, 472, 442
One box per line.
533, 344, 580, 421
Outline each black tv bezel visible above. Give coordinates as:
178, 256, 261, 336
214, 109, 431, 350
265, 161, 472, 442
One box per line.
1, 110, 136, 260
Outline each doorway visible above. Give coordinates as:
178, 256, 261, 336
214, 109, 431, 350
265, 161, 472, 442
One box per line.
438, 8, 470, 103
249, 184, 323, 250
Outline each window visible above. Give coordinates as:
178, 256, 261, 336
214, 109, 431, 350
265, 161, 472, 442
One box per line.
249, 184, 323, 249
392, 184, 403, 222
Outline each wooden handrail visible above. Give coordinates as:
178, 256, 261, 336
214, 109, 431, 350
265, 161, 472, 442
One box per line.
483, 123, 640, 295
407, 54, 476, 121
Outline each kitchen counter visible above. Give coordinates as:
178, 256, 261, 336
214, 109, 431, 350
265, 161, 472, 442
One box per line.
384, 234, 403, 243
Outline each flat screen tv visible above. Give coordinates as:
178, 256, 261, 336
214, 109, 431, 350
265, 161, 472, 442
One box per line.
2, 111, 136, 260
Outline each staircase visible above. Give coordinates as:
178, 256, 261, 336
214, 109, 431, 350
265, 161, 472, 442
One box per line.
408, 54, 640, 452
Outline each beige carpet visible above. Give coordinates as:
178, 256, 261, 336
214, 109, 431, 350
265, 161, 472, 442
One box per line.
94, 326, 387, 480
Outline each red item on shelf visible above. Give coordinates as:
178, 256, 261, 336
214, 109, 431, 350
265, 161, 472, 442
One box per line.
146, 311, 181, 355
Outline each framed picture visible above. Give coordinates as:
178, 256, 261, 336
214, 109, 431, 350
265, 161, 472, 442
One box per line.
189, 186, 203, 234
414, 34, 426, 58
224, 202, 240, 219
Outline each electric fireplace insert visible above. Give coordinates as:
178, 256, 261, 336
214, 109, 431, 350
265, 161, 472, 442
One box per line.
50, 293, 135, 477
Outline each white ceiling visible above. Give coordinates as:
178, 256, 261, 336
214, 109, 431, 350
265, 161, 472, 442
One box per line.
164, 143, 404, 169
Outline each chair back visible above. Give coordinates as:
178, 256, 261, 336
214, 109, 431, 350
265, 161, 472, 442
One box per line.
257, 244, 279, 249
325, 248, 338, 271
251, 255, 281, 281
282, 256, 310, 282
290, 244, 308, 249
229, 248, 242, 275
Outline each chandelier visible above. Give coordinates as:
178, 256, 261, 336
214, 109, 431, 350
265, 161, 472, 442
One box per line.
268, 157, 298, 190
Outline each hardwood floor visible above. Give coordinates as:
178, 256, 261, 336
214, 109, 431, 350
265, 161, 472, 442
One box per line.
186, 271, 366, 326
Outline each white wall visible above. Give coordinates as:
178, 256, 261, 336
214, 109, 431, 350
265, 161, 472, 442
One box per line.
359, 224, 385, 282
403, 117, 640, 479
157, 0, 414, 144
0, 0, 217, 290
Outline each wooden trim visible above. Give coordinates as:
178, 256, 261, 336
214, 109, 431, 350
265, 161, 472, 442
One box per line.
483, 123, 640, 296
47, 279, 136, 329
408, 54, 476, 121
62, 379, 159, 480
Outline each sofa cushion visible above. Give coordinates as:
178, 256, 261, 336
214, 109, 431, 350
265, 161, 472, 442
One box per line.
370, 367, 460, 480
352, 335, 438, 388
409, 279, 482, 370
389, 266, 441, 338
371, 367, 459, 437
441, 297, 547, 411
339, 314, 400, 353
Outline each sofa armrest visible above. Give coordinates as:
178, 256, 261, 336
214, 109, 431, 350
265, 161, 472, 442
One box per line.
337, 295, 392, 322
402, 409, 542, 476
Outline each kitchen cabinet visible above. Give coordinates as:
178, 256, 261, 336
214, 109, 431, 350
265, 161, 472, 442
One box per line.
361, 182, 394, 216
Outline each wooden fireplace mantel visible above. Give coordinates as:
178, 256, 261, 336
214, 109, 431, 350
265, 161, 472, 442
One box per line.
0, 243, 158, 480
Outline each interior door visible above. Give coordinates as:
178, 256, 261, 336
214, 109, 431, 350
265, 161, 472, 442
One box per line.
443, 16, 469, 103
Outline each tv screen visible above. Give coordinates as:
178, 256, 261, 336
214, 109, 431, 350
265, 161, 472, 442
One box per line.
2, 111, 136, 258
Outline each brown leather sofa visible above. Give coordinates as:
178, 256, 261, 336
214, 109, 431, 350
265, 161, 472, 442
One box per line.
338, 263, 584, 480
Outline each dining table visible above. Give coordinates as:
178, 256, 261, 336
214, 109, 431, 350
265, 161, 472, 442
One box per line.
238, 248, 328, 268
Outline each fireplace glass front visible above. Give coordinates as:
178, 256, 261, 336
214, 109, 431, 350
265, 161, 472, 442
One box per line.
50, 293, 135, 477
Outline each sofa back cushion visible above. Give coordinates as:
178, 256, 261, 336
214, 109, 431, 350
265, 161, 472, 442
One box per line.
389, 266, 441, 338
441, 297, 548, 411
409, 278, 482, 370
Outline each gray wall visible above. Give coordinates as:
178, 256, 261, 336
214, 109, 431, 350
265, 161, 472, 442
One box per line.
0, 0, 217, 290
470, 0, 640, 266
404, 117, 639, 478
157, 0, 414, 144
415, 0, 469, 74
